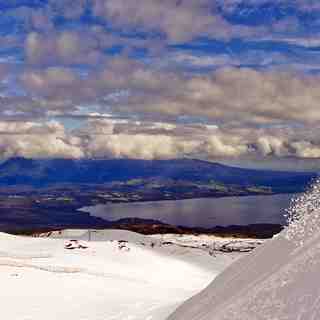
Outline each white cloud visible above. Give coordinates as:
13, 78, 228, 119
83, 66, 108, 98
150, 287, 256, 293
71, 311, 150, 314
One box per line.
25, 30, 106, 65
0, 121, 83, 159
17, 62, 320, 126
0, 118, 320, 161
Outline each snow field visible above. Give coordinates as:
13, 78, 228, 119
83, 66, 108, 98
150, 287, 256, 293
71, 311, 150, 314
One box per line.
0, 229, 237, 320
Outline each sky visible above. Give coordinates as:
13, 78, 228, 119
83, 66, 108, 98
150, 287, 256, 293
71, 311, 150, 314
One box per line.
1, 0, 320, 169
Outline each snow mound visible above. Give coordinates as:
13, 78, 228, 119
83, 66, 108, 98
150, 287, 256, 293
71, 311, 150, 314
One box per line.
45, 229, 160, 244
168, 182, 320, 320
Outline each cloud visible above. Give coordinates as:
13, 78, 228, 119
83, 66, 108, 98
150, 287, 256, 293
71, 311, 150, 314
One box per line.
88, 0, 320, 44
256, 136, 289, 157
48, 0, 87, 19
0, 134, 84, 159
5, 0, 320, 46
219, 0, 320, 14
0, 118, 320, 161
17, 60, 320, 126
0, 64, 11, 81
65, 119, 320, 160
85, 134, 184, 160
0, 120, 63, 135
0, 121, 83, 159
1, 0, 320, 166
25, 30, 107, 66
92, 0, 228, 43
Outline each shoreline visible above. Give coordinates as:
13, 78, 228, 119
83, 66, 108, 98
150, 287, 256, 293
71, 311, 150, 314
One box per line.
0, 191, 288, 238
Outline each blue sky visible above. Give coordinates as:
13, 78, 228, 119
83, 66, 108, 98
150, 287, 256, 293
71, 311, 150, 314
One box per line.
0, 0, 320, 169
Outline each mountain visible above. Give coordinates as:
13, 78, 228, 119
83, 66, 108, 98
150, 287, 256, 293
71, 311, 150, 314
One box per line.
0, 157, 316, 193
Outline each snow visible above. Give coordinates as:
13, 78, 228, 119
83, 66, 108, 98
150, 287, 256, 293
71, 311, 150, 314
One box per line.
151, 234, 263, 251
168, 184, 320, 320
0, 229, 240, 320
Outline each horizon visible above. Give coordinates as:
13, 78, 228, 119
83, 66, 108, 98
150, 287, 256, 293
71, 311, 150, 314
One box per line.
1, 155, 319, 173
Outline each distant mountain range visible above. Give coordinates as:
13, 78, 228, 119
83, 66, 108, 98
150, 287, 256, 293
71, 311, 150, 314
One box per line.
0, 157, 316, 234
0, 157, 317, 193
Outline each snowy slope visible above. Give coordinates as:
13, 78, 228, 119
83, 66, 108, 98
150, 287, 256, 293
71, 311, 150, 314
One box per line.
168, 188, 320, 320
0, 229, 236, 320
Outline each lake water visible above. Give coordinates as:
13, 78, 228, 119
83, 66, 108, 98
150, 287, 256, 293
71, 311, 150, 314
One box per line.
82, 194, 296, 228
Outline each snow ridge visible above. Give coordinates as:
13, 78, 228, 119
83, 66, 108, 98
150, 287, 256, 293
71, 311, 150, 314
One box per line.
168, 180, 320, 320
284, 178, 320, 246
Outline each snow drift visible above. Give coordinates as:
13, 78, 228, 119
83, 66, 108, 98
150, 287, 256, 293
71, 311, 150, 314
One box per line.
168, 180, 320, 320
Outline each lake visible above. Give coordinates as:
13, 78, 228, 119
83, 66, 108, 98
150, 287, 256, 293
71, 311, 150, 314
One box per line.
81, 194, 296, 228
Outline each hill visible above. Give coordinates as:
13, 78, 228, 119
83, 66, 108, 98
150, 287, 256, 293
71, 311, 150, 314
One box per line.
0, 157, 316, 193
